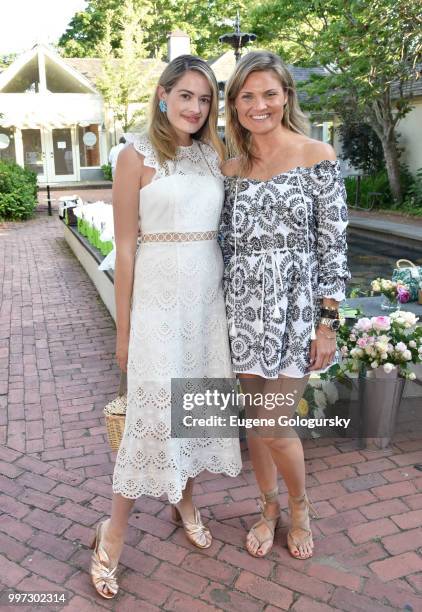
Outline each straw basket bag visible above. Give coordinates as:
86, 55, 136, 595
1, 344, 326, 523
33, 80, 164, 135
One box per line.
104, 371, 127, 451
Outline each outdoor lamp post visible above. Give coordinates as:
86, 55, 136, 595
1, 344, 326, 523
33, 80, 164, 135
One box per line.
219, 12, 257, 62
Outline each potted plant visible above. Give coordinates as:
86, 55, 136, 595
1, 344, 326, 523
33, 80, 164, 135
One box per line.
336, 311, 421, 448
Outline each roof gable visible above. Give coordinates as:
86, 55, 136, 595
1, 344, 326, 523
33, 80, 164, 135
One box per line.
0, 45, 98, 94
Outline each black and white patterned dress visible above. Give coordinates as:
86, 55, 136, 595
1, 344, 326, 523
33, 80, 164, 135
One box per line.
219, 160, 350, 379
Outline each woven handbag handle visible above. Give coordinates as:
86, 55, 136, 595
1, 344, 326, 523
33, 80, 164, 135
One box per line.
396, 259, 416, 268
118, 371, 127, 396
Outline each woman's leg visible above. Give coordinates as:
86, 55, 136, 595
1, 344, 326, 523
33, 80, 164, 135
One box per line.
261, 375, 314, 559
241, 374, 313, 558
240, 375, 280, 556
173, 477, 212, 547
102, 494, 135, 565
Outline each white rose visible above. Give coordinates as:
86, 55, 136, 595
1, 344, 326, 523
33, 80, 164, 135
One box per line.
381, 353, 388, 360
409, 340, 416, 348
371, 361, 379, 369
408, 372, 416, 380
322, 381, 339, 404
314, 389, 327, 410
403, 350, 412, 361
383, 363, 395, 373
314, 407, 325, 419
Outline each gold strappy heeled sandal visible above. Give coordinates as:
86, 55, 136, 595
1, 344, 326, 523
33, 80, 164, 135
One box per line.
246, 487, 280, 558
171, 505, 212, 549
90, 521, 119, 599
287, 491, 319, 560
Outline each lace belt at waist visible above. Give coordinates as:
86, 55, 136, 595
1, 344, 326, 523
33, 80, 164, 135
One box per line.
140, 231, 218, 243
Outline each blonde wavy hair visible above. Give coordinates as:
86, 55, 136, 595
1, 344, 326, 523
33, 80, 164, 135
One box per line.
148, 55, 223, 163
225, 51, 310, 172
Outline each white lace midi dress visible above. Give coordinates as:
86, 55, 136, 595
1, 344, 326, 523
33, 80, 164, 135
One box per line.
112, 135, 242, 503
219, 161, 350, 379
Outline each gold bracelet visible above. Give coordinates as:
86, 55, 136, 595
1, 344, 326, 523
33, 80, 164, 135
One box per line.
321, 304, 338, 311
318, 331, 337, 339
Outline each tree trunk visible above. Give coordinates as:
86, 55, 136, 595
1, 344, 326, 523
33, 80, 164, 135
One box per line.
380, 133, 403, 204
367, 100, 403, 205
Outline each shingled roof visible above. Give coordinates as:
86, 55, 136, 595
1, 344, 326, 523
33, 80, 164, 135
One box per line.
64, 57, 167, 89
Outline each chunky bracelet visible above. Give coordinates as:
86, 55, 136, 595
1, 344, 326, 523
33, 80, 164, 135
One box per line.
320, 307, 339, 319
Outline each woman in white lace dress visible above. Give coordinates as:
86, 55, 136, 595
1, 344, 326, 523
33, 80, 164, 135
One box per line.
89, 56, 242, 599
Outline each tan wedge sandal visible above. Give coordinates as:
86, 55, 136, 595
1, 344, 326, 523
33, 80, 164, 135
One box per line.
246, 487, 280, 558
287, 491, 319, 560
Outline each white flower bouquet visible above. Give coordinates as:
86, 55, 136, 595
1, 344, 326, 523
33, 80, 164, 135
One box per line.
337, 311, 422, 379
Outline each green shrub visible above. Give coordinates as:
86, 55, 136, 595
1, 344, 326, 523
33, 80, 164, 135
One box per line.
345, 167, 415, 210
101, 163, 112, 181
344, 170, 391, 208
0, 161, 38, 220
403, 168, 422, 208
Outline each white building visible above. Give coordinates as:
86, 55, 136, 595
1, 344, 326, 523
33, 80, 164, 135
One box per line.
1, 39, 420, 185
0, 44, 165, 184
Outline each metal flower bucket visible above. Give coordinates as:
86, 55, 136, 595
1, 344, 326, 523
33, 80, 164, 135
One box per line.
358, 366, 405, 449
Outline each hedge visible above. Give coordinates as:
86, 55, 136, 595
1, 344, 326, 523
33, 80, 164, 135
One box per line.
0, 161, 38, 220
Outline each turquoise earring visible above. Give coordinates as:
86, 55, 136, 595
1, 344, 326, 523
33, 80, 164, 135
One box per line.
159, 100, 167, 113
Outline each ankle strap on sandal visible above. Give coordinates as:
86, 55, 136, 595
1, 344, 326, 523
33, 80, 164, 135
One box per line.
262, 487, 279, 504
289, 492, 319, 519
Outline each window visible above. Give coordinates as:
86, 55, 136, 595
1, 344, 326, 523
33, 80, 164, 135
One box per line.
0, 128, 16, 162
78, 124, 100, 167
45, 56, 92, 93
1, 55, 40, 93
21, 129, 44, 174
311, 124, 323, 142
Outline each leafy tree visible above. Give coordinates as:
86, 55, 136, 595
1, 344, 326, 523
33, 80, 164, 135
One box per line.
58, 0, 254, 60
0, 54, 17, 69
251, 0, 422, 204
337, 122, 384, 175
96, 0, 160, 132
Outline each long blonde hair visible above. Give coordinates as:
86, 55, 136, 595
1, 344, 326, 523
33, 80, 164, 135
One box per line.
148, 55, 223, 163
225, 51, 310, 172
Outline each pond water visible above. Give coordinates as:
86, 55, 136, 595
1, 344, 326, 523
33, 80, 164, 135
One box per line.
347, 230, 422, 295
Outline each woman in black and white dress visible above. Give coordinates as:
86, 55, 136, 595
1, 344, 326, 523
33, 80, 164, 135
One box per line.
220, 51, 350, 560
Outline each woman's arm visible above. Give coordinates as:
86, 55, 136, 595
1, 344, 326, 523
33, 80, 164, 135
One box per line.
112, 145, 143, 370
307, 143, 350, 370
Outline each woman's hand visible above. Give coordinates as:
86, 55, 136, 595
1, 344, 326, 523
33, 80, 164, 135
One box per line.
116, 331, 130, 372
308, 325, 337, 371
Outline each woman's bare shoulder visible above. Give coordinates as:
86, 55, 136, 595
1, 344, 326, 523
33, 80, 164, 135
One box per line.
300, 138, 337, 166
221, 157, 242, 177
117, 143, 145, 167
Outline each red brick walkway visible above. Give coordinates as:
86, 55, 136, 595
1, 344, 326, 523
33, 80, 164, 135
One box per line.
0, 204, 421, 611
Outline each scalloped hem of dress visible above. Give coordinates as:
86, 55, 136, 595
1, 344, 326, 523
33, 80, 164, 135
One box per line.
112, 461, 242, 503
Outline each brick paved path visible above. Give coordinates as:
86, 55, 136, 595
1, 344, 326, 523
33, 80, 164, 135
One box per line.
0, 203, 422, 611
